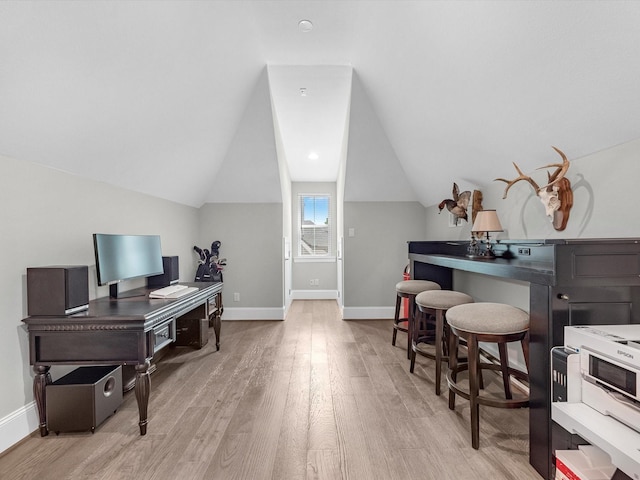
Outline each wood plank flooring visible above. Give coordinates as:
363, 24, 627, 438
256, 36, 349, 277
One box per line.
0, 300, 542, 479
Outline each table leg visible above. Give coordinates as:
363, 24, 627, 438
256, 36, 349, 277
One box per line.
213, 292, 222, 351
407, 295, 416, 359
33, 365, 51, 437
135, 360, 151, 435
435, 310, 444, 396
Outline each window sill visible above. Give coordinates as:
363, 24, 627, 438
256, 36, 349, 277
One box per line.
294, 256, 336, 263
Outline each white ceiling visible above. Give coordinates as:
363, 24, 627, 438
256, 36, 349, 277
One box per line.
1, 1, 640, 207
268, 65, 353, 182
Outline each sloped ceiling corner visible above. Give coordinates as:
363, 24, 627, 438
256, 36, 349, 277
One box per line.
205, 68, 282, 204
345, 72, 420, 203
349, 1, 640, 206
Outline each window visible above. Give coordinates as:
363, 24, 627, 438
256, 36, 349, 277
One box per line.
298, 194, 331, 256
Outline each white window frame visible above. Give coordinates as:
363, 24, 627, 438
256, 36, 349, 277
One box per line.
297, 193, 332, 260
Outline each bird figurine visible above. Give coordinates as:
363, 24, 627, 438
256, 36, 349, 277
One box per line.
438, 182, 471, 222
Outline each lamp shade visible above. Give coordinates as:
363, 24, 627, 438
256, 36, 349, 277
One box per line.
471, 210, 503, 233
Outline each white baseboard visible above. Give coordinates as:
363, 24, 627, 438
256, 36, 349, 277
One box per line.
342, 306, 394, 320
290, 289, 338, 300
221, 307, 284, 321
222, 304, 393, 321
0, 401, 39, 455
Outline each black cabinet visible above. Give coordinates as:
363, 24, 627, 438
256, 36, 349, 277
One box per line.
409, 238, 640, 480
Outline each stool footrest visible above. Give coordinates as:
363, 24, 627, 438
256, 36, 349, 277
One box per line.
393, 319, 409, 333
446, 363, 529, 409
412, 342, 437, 361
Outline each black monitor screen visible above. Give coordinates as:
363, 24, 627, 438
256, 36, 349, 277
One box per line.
93, 233, 164, 287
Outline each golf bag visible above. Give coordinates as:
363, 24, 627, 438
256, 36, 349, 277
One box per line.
193, 241, 226, 282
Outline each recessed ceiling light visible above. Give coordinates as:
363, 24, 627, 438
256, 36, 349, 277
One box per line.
298, 20, 313, 33
308, 152, 319, 160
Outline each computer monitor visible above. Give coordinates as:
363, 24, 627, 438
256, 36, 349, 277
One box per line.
93, 233, 164, 298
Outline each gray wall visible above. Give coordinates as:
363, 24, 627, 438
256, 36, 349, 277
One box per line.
424, 138, 640, 242
343, 201, 426, 316
198, 202, 283, 310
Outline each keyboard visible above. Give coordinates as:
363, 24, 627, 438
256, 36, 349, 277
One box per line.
149, 284, 199, 299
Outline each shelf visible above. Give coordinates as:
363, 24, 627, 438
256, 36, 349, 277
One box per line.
552, 402, 640, 479
409, 253, 555, 285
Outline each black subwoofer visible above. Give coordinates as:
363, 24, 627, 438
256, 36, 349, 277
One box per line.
46, 365, 123, 434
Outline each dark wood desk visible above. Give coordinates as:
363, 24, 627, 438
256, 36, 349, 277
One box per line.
23, 282, 223, 437
409, 239, 640, 480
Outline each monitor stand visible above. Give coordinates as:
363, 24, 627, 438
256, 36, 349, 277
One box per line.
109, 282, 145, 299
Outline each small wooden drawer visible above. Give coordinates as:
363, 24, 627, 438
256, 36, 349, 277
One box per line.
153, 318, 175, 354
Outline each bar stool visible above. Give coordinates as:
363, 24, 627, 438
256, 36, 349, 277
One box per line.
445, 302, 530, 449
412, 290, 474, 395
393, 280, 441, 358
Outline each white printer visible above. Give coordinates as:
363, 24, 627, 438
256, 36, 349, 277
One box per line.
563, 325, 640, 432
552, 325, 640, 480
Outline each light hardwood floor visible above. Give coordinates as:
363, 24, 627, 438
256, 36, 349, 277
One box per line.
0, 300, 542, 480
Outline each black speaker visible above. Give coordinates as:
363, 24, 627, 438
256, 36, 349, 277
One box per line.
27, 265, 89, 316
147, 256, 179, 287
46, 365, 123, 433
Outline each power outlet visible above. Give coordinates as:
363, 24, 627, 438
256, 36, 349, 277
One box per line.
233, 292, 240, 302
518, 248, 531, 256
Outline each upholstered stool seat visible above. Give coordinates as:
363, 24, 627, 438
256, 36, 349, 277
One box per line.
412, 290, 474, 395
393, 280, 441, 358
445, 302, 530, 449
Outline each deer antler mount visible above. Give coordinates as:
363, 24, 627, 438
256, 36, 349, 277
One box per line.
494, 147, 573, 231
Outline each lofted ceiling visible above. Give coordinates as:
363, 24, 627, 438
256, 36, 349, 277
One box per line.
268, 65, 353, 182
1, 1, 640, 208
